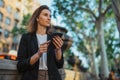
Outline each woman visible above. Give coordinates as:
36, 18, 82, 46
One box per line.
17, 5, 64, 80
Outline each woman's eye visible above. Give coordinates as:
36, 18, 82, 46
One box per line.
44, 13, 51, 17
44, 13, 48, 16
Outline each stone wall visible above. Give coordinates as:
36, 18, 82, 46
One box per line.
0, 59, 21, 80
0, 59, 88, 80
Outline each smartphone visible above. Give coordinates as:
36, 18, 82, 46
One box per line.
51, 32, 63, 48
52, 32, 63, 37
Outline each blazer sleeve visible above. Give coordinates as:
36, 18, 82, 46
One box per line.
17, 34, 33, 73
55, 47, 64, 69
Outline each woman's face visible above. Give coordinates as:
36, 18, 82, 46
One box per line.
37, 9, 51, 27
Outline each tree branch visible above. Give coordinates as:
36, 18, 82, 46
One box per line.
103, 4, 112, 15
111, 0, 120, 15
98, 0, 102, 16
78, 6, 97, 19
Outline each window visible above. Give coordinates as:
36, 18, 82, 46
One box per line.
6, 6, 12, 13
0, 0, 4, 7
5, 17, 11, 25
4, 29, 9, 38
0, 26, 2, 36
0, 26, 2, 31
0, 12, 3, 21
14, 11, 20, 19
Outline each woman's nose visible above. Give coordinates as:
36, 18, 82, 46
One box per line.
48, 16, 51, 20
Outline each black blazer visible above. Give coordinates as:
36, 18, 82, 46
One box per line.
17, 33, 64, 80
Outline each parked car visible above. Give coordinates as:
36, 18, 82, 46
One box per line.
0, 50, 17, 60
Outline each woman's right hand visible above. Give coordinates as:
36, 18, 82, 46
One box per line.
37, 40, 50, 57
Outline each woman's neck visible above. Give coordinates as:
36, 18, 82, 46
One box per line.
36, 26, 47, 35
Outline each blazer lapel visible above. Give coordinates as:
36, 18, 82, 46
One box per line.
31, 33, 38, 54
30, 34, 52, 55
47, 34, 52, 41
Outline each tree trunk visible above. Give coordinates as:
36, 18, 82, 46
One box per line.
111, 0, 120, 35
91, 41, 99, 80
96, 18, 109, 79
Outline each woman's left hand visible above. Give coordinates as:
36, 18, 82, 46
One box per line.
52, 35, 63, 49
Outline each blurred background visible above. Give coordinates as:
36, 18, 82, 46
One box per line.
0, 0, 120, 80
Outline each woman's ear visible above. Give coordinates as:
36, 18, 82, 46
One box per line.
36, 18, 39, 21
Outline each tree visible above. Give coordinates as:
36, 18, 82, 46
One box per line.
111, 0, 120, 34
52, 0, 113, 79
21, 13, 31, 26
11, 13, 31, 37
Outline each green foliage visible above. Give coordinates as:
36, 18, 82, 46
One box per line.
77, 39, 89, 54
11, 26, 19, 37
21, 13, 31, 26
11, 13, 31, 37
64, 49, 73, 58
11, 27, 26, 37
52, 0, 119, 69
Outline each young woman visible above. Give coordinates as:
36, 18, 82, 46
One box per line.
17, 5, 64, 80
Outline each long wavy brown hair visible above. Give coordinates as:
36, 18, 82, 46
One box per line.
27, 5, 51, 34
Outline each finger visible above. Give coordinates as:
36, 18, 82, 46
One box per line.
42, 48, 48, 53
42, 40, 51, 45
53, 37, 60, 44
53, 38, 61, 47
53, 36, 63, 45
53, 40, 62, 49
55, 36, 63, 42
40, 47, 48, 51
53, 41, 59, 49
53, 38, 63, 47
38, 49, 44, 54
39, 48, 47, 53
40, 44, 49, 48
47, 40, 51, 44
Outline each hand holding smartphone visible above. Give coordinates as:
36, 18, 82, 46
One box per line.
50, 32, 63, 49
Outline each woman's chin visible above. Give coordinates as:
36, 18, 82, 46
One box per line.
46, 24, 51, 27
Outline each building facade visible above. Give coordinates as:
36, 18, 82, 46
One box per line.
0, 0, 23, 52
0, 0, 40, 52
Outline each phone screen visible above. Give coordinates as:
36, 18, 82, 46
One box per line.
52, 32, 63, 37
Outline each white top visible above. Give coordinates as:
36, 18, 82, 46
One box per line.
36, 34, 48, 70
